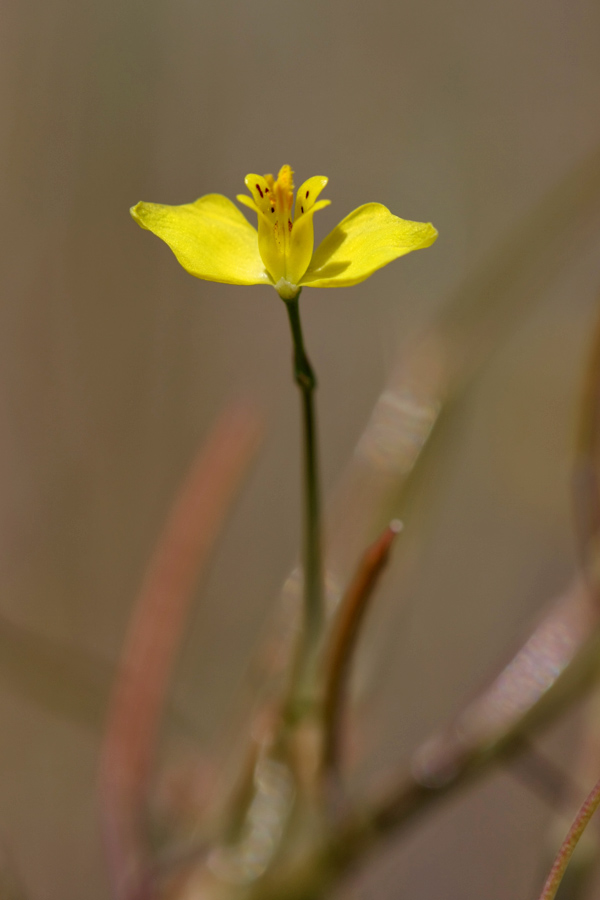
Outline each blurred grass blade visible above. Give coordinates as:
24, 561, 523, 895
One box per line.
536, 773, 600, 900
574, 302, 600, 587
321, 521, 402, 780
99, 402, 262, 900
408, 580, 600, 792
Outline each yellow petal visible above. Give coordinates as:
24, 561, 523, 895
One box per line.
236, 193, 258, 212
294, 176, 328, 222
130, 194, 269, 286
286, 199, 331, 286
257, 207, 286, 282
244, 174, 274, 217
236, 193, 271, 226
300, 203, 438, 288
243, 173, 288, 282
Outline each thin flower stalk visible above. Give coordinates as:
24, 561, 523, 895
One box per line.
283, 292, 325, 719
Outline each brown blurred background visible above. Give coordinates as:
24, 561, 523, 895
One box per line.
2, 1, 600, 898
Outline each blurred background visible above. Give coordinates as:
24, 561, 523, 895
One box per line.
2, 0, 600, 898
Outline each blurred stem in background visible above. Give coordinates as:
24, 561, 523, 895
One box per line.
284, 291, 324, 721
536, 772, 600, 900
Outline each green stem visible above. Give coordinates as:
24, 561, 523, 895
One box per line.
284, 292, 324, 715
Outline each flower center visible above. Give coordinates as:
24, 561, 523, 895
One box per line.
251, 166, 295, 279
238, 166, 330, 294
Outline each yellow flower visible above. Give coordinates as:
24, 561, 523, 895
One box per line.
131, 165, 437, 301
